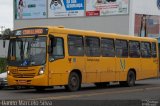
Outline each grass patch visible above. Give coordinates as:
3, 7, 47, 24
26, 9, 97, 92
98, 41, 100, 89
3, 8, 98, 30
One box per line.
0, 58, 7, 73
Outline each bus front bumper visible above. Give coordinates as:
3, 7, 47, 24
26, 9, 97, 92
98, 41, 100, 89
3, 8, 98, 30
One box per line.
7, 75, 48, 87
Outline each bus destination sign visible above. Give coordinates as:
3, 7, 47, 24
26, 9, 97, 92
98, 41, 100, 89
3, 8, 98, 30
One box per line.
14, 28, 48, 36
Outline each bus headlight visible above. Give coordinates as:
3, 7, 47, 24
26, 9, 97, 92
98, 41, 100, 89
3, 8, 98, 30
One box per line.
38, 66, 45, 75
6, 66, 10, 75
7, 70, 10, 75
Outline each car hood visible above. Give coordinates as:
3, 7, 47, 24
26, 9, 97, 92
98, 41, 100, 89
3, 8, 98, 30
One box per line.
0, 72, 7, 79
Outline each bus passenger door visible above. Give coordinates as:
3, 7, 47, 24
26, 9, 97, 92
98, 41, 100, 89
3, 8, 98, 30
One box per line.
141, 42, 160, 79
141, 42, 153, 79
48, 35, 69, 86
151, 42, 159, 78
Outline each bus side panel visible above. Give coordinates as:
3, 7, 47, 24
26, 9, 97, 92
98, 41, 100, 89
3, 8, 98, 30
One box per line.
116, 58, 141, 81
115, 58, 128, 81
125, 58, 141, 80
68, 56, 86, 83
141, 58, 154, 79
152, 58, 159, 78
100, 57, 116, 82
85, 57, 100, 83
48, 57, 70, 86
49, 56, 86, 86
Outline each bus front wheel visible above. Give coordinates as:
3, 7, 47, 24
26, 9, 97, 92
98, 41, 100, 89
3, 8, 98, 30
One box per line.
65, 72, 81, 92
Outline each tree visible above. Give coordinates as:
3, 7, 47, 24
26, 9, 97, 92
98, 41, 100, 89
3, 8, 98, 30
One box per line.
0, 28, 10, 72
1, 28, 12, 39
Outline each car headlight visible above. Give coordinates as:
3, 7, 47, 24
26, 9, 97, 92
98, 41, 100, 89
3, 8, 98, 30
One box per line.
0, 78, 7, 82
38, 65, 45, 75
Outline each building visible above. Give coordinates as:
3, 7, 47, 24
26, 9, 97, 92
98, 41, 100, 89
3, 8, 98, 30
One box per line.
0, 0, 160, 57
130, 0, 160, 39
14, 0, 130, 35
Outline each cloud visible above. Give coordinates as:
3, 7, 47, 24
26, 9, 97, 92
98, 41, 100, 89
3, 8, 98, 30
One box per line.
0, 0, 13, 29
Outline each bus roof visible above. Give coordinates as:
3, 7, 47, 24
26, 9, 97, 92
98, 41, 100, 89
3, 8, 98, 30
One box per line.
14, 26, 157, 42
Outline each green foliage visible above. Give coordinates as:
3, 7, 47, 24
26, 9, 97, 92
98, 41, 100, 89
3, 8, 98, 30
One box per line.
1, 28, 12, 40
2, 28, 12, 36
0, 58, 7, 73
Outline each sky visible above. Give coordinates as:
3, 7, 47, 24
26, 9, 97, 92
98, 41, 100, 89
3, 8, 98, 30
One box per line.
0, 0, 13, 31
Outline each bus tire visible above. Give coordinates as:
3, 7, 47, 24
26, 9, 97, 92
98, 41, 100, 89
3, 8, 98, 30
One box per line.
65, 72, 81, 92
126, 71, 136, 87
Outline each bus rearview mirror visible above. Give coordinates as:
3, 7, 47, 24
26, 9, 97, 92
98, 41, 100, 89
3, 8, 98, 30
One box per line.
48, 45, 52, 54
49, 34, 57, 47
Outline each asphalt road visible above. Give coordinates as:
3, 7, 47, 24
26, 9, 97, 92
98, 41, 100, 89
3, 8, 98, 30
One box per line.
0, 78, 160, 106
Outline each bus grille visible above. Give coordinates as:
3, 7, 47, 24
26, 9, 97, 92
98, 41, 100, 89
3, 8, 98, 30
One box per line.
12, 73, 36, 78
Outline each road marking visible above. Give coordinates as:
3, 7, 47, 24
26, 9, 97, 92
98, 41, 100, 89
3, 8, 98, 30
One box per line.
145, 86, 160, 90
28, 86, 160, 100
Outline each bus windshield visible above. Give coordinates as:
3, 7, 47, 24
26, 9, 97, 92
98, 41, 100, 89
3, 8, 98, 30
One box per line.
8, 37, 47, 66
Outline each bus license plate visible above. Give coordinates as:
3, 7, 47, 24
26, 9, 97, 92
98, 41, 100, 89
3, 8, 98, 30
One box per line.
18, 80, 27, 84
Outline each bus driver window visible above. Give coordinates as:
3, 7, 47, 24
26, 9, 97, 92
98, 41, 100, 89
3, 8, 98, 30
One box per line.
49, 36, 64, 61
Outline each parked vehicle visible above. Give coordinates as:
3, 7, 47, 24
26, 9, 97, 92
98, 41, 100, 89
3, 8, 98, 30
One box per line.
0, 72, 7, 89
0, 72, 27, 90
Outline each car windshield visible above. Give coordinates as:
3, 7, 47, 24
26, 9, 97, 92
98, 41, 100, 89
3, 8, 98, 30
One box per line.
8, 37, 47, 66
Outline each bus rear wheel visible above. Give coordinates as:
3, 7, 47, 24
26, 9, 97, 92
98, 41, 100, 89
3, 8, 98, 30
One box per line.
127, 71, 136, 87
120, 71, 135, 87
65, 72, 81, 92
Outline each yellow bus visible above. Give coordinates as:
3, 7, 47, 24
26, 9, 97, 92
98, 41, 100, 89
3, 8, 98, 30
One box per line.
7, 26, 159, 91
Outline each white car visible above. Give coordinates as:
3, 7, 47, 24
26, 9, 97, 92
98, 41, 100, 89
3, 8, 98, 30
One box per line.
0, 72, 30, 90
0, 72, 7, 89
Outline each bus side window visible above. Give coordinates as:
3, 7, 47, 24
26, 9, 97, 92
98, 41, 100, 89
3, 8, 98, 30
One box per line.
115, 39, 128, 57
152, 42, 157, 58
49, 37, 64, 61
68, 35, 84, 56
85, 37, 100, 57
129, 41, 140, 58
141, 42, 151, 58
101, 38, 115, 57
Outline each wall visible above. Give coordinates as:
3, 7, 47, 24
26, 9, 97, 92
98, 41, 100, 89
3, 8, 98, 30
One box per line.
129, 0, 160, 35
14, 15, 129, 35
14, 0, 130, 34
